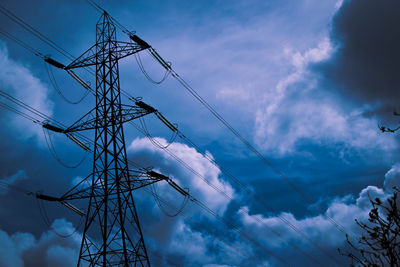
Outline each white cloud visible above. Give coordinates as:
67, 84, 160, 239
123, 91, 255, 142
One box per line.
383, 163, 400, 191
235, 163, 400, 266
0, 42, 53, 145
126, 137, 263, 266
335, 0, 344, 10
127, 1, 341, 141
128, 137, 234, 215
254, 38, 397, 155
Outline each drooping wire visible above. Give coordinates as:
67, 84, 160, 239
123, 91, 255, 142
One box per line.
150, 182, 189, 217
134, 52, 170, 84
0, 5, 345, 263
1, 94, 91, 169
45, 61, 90, 104
0, 19, 342, 264
0, 9, 138, 108
151, 113, 345, 264
0, 90, 94, 160
0, 179, 83, 239
42, 126, 89, 169
1, 90, 294, 265
0, 89, 148, 180
36, 192, 84, 238
154, 50, 352, 241
80, 1, 351, 240
0, 28, 95, 102
0, 89, 94, 149
139, 117, 178, 149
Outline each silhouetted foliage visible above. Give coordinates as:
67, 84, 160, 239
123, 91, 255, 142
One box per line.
339, 188, 400, 266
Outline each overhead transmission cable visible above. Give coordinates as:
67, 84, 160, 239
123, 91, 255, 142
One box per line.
134, 53, 170, 84
142, 187, 263, 266
152, 46, 352, 239
0, 27, 43, 57
86, 0, 354, 243
44, 61, 90, 104
0, 89, 92, 163
0, 177, 256, 266
187, 191, 290, 266
0, 92, 289, 266
0, 2, 96, 83
0, 90, 149, 174
0, 71, 335, 266
132, 119, 338, 266
81, 0, 350, 241
0, 27, 93, 105
0, 179, 83, 239
0, 3, 75, 60
42, 126, 89, 168
0, 8, 144, 108
0, 4, 344, 264
7, 9, 338, 261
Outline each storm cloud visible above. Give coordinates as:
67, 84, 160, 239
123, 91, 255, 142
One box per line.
315, 0, 400, 118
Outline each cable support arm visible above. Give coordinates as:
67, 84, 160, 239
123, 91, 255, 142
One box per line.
146, 171, 188, 197
149, 48, 171, 71
44, 57, 66, 69
60, 170, 167, 201
35, 192, 85, 216
60, 169, 187, 202
61, 103, 155, 133
129, 35, 150, 49
44, 56, 92, 90
64, 41, 149, 70
134, 100, 178, 132
42, 123, 90, 151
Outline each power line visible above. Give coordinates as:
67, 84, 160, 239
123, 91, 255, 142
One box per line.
0, 27, 43, 58
0, 3, 75, 60
132, 119, 341, 266
44, 62, 90, 104
82, 1, 351, 240
0, 3, 350, 265
142, 187, 263, 266
0, 3, 331, 238
147, 44, 352, 242
1, 90, 286, 266
14, 0, 346, 264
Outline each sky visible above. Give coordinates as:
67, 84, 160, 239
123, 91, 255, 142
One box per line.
0, 0, 399, 266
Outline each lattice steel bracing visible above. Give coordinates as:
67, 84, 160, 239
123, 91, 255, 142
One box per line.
65, 12, 151, 266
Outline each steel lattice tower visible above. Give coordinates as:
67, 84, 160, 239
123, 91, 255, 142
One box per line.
61, 12, 153, 266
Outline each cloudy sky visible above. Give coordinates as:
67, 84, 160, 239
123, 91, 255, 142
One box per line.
0, 0, 400, 266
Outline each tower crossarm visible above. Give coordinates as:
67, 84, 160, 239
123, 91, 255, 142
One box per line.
59, 170, 167, 201
65, 41, 149, 70
64, 104, 155, 133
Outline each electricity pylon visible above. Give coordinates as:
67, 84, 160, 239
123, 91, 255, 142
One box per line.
59, 11, 155, 266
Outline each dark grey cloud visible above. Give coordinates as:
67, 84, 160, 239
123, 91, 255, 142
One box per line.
315, 0, 400, 118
